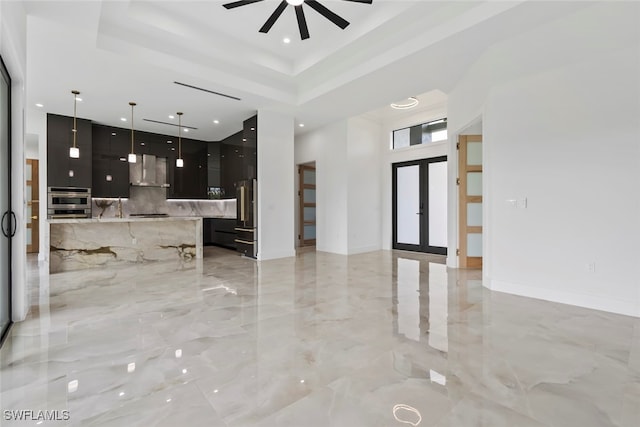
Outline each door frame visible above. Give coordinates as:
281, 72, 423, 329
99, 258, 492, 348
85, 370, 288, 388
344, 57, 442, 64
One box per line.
392, 156, 448, 255
298, 163, 316, 247
458, 134, 483, 268
0, 54, 12, 346
26, 159, 39, 253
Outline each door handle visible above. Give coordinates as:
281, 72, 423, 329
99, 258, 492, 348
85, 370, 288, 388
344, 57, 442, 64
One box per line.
10, 211, 17, 237
1, 211, 7, 237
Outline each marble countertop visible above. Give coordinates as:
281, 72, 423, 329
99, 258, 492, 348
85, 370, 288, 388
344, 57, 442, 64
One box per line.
49, 216, 204, 224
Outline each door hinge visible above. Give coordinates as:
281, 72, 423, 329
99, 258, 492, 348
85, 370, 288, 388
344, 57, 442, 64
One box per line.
456, 177, 460, 186
456, 249, 460, 256
456, 142, 460, 150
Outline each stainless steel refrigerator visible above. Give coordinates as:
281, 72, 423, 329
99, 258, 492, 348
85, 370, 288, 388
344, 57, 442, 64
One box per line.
235, 179, 257, 258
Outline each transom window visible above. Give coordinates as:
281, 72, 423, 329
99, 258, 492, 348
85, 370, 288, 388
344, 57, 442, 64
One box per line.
392, 118, 447, 150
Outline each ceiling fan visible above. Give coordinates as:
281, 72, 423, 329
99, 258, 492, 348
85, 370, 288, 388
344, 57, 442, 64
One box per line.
222, 0, 373, 41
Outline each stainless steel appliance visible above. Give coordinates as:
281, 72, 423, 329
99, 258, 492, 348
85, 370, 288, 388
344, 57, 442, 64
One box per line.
130, 154, 170, 187
235, 179, 257, 258
47, 187, 91, 219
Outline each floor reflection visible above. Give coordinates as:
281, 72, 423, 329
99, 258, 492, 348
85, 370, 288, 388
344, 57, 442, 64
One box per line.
0, 248, 637, 427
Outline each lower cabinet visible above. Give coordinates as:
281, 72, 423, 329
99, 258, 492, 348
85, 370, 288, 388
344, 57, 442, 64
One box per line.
203, 218, 237, 249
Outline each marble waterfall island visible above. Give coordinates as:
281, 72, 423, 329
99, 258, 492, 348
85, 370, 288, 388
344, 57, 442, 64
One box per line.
49, 217, 203, 273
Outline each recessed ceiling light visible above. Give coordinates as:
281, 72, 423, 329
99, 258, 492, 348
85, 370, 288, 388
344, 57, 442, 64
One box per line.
183, 129, 189, 133
167, 140, 172, 144
299, 123, 305, 127
35, 103, 43, 108
283, 37, 291, 44
391, 97, 419, 110
120, 117, 127, 122
169, 115, 174, 119
76, 97, 83, 102
213, 120, 219, 124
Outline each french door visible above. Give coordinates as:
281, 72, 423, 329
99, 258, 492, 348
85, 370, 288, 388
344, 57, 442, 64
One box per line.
0, 55, 13, 345
392, 157, 447, 255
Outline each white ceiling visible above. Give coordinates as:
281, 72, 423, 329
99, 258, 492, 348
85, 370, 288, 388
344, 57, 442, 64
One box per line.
23, 0, 593, 141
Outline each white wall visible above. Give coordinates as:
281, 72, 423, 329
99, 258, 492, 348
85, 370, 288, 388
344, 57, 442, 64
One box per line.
257, 109, 296, 260
448, 2, 640, 316
346, 117, 382, 254
1, 0, 28, 321
295, 120, 348, 254
25, 109, 47, 262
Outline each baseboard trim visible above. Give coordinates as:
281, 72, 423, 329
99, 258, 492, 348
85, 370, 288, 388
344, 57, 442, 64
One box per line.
490, 280, 639, 318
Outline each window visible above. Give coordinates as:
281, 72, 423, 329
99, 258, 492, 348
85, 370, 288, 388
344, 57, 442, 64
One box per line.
392, 118, 447, 150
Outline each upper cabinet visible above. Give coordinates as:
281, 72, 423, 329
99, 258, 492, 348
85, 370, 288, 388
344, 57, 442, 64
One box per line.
47, 114, 92, 188
49, 113, 258, 199
92, 125, 130, 198
167, 137, 208, 199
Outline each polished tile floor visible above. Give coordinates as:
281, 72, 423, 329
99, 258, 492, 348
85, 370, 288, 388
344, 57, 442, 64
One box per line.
1, 247, 638, 426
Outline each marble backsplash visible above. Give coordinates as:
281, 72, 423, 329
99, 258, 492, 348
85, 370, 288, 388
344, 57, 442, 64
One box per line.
93, 187, 236, 219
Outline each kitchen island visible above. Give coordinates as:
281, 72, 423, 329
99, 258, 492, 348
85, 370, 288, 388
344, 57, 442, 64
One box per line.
49, 216, 203, 273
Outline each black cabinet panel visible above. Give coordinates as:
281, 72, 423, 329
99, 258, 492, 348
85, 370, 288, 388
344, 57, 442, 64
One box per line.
47, 114, 92, 188
92, 125, 130, 197
203, 218, 237, 249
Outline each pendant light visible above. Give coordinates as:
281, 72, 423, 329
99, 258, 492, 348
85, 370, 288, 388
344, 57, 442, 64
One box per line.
69, 90, 80, 158
128, 102, 137, 163
106, 131, 113, 181
176, 112, 184, 168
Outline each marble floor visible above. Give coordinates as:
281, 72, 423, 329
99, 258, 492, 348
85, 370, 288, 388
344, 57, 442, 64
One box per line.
1, 247, 638, 427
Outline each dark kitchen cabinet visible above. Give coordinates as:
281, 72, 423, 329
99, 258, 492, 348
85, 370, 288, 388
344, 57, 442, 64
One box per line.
168, 138, 208, 199
242, 115, 257, 181
219, 131, 244, 197
92, 125, 130, 198
203, 218, 237, 249
47, 114, 92, 188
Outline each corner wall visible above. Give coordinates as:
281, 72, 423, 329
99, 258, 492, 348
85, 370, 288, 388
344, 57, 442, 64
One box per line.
1, 0, 28, 321
257, 109, 296, 260
448, 2, 640, 316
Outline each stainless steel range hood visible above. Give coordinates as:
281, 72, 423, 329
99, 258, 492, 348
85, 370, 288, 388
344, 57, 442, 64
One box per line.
130, 154, 170, 187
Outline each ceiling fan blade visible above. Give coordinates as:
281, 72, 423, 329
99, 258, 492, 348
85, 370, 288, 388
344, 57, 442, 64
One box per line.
295, 5, 310, 40
341, 0, 373, 3
305, 0, 350, 30
259, 0, 288, 33
223, 0, 265, 10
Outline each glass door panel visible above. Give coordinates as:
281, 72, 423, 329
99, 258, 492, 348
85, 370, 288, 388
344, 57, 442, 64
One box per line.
428, 161, 447, 248
1, 56, 12, 343
396, 164, 420, 245
299, 164, 316, 246
393, 157, 448, 255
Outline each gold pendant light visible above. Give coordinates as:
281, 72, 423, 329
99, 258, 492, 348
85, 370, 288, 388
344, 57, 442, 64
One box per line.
69, 90, 80, 158
128, 102, 137, 163
176, 112, 184, 168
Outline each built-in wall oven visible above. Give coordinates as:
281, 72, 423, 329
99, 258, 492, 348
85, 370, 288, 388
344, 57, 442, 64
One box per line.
47, 187, 91, 219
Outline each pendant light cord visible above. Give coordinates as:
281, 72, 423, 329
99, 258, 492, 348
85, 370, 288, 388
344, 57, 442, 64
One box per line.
130, 102, 136, 154
72, 90, 79, 148
177, 112, 183, 159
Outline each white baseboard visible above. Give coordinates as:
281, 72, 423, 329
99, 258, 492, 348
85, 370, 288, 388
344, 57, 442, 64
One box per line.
490, 280, 639, 318
347, 244, 381, 255
257, 250, 296, 261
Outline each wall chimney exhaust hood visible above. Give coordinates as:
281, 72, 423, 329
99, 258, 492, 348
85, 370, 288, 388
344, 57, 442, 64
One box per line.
130, 154, 170, 187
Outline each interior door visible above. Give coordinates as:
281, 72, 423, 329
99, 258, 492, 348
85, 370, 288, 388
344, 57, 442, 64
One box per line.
458, 135, 483, 268
26, 159, 39, 253
392, 157, 447, 255
0, 56, 12, 344
298, 164, 316, 247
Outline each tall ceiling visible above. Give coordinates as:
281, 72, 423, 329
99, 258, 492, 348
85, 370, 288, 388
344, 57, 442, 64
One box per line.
24, 0, 592, 141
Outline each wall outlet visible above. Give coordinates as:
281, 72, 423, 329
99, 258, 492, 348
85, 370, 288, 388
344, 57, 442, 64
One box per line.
586, 262, 596, 273
520, 197, 527, 208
